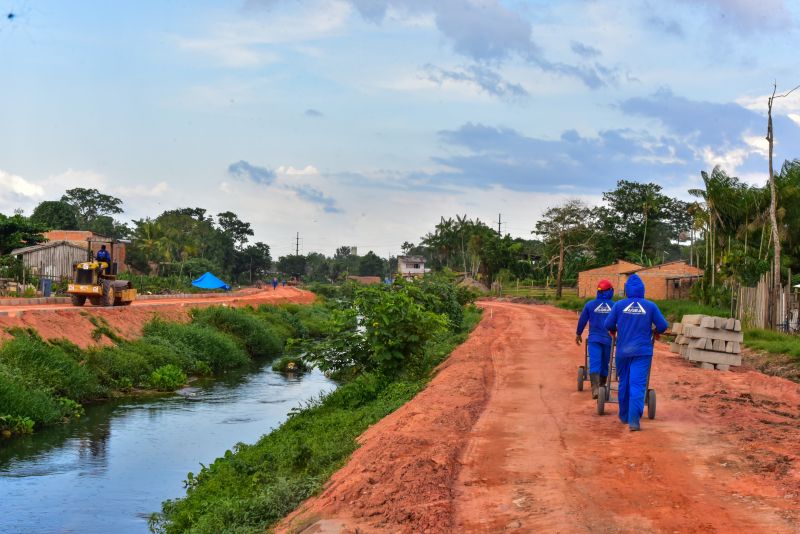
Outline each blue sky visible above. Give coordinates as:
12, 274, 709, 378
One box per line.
1, 0, 799, 257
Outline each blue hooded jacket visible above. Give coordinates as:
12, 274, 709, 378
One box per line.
576, 287, 614, 345
604, 274, 668, 359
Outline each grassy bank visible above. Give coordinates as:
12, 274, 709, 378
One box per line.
150, 278, 481, 534
0, 304, 332, 437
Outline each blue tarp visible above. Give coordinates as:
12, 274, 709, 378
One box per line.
192, 272, 231, 291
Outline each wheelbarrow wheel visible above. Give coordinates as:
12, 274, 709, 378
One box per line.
597, 386, 606, 415
577, 367, 585, 391
647, 389, 656, 419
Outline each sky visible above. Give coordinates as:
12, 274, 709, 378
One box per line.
1, 0, 799, 258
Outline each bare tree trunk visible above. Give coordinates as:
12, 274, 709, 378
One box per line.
640, 211, 648, 263
556, 233, 564, 299
768, 85, 781, 328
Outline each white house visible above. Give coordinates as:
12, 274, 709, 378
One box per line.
397, 255, 429, 278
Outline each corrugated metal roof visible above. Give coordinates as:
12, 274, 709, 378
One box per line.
11, 240, 89, 256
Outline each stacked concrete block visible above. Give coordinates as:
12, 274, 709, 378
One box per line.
669, 314, 742, 371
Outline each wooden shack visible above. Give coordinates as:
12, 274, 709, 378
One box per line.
10, 241, 89, 281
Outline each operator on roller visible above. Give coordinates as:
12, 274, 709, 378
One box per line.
603, 274, 668, 431
95, 245, 111, 275
575, 279, 615, 399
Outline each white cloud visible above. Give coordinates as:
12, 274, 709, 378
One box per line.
175, 0, 352, 68
0, 169, 44, 199
276, 165, 320, 176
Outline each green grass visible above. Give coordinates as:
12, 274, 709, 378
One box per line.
743, 329, 800, 359
149, 306, 483, 534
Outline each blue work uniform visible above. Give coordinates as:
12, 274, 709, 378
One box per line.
576, 287, 614, 377
604, 274, 668, 430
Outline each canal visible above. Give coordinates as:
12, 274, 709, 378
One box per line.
0, 362, 335, 533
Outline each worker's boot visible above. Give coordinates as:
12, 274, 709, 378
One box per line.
589, 373, 600, 399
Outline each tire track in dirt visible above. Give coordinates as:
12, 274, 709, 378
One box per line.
280, 301, 799, 534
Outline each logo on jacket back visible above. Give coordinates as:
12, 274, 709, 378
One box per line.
594, 302, 612, 313
622, 302, 646, 315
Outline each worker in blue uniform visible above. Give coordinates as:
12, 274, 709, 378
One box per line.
95, 245, 111, 275
604, 274, 668, 431
575, 279, 615, 399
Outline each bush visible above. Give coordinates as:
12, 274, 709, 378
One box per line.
0, 329, 100, 401
142, 319, 249, 372
191, 306, 285, 358
355, 284, 448, 376
0, 414, 35, 435
83, 337, 194, 389
149, 364, 187, 391
397, 276, 467, 330
0, 368, 65, 426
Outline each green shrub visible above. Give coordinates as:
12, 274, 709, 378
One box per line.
0, 414, 35, 435
142, 319, 249, 372
191, 306, 285, 358
0, 329, 100, 401
149, 364, 187, 391
0, 369, 64, 426
83, 337, 194, 389
356, 285, 448, 376
397, 276, 466, 330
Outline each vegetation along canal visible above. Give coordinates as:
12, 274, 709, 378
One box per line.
0, 361, 334, 534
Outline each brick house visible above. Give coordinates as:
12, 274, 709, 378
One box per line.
625, 261, 704, 300
42, 230, 128, 272
577, 260, 642, 298
578, 260, 703, 300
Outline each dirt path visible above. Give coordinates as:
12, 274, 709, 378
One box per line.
280, 301, 800, 534
0, 286, 315, 347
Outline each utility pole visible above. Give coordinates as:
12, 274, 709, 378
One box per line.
295, 232, 300, 256
497, 213, 502, 235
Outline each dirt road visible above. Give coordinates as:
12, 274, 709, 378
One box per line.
0, 286, 315, 347
281, 301, 800, 534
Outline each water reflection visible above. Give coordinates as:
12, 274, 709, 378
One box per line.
0, 362, 334, 534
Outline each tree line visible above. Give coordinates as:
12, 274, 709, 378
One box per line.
2, 158, 799, 298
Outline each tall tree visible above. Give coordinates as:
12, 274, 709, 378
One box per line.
217, 211, 254, 250
0, 213, 46, 254
534, 200, 594, 298
61, 188, 124, 229
30, 201, 79, 230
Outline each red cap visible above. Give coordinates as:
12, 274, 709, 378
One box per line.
597, 279, 613, 291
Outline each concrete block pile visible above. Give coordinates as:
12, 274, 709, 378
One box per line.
669, 314, 742, 371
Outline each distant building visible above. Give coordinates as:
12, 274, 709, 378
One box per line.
11, 241, 90, 281
578, 259, 703, 300
43, 230, 127, 272
397, 255, 429, 278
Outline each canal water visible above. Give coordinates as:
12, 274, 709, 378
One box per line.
0, 363, 335, 534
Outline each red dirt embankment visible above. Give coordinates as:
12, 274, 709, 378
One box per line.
0, 287, 315, 347
279, 301, 800, 534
